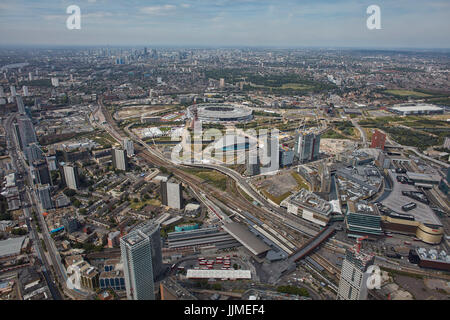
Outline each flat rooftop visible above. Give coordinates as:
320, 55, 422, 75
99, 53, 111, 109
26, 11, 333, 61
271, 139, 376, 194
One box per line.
0, 236, 26, 258
347, 201, 380, 216
380, 170, 442, 226
405, 172, 441, 183
222, 222, 271, 256
288, 189, 332, 216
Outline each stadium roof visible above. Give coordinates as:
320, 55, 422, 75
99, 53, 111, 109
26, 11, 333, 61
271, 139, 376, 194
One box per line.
186, 269, 251, 279
222, 222, 270, 256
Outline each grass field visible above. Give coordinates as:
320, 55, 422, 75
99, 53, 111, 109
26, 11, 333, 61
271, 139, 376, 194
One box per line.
262, 190, 292, 205
130, 199, 161, 210
181, 168, 228, 191
250, 82, 314, 90
321, 130, 349, 139
291, 172, 310, 191
384, 89, 432, 97
281, 83, 314, 90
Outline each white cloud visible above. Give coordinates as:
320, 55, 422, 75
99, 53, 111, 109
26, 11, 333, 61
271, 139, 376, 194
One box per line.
140, 5, 177, 16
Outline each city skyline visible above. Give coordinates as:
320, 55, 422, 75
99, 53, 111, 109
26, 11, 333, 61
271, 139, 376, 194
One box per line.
0, 0, 449, 48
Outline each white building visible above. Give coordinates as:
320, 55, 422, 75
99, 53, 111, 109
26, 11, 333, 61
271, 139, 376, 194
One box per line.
161, 179, 183, 209
112, 148, 128, 171
120, 222, 162, 300
337, 248, 375, 300
63, 165, 80, 190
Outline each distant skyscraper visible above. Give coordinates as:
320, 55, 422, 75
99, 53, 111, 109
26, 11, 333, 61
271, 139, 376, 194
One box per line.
123, 138, 134, 157
28, 72, 33, 81
16, 95, 26, 114
37, 185, 54, 210
10, 85, 16, 97
337, 247, 375, 300
160, 179, 183, 209
219, 78, 225, 88
370, 130, 386, 150
120, 222, 163, 300
112, 148, 128, 171
63, 165, 80, 190
0, 86, 4, 97
16, 116, 37, 150
246, 149, 260, 176
22, 86, 29, 97
294, 132, 321, 163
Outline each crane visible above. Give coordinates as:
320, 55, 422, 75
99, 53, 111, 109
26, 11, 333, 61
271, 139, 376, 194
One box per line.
356, 235, 369, 253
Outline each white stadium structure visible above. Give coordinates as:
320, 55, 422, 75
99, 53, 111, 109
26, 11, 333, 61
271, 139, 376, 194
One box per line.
188, 103, 253, 123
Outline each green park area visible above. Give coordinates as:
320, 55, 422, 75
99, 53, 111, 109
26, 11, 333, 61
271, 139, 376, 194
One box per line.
181, 168, 228, 191
321, 130, 349, 139
384, 89, 432, 98
358, 116, 447, 150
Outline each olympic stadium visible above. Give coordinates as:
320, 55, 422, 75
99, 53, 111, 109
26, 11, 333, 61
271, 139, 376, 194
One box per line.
188, 103, 253, 123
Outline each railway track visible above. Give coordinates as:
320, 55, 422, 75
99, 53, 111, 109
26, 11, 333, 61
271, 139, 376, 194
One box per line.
98, 100, 340, 271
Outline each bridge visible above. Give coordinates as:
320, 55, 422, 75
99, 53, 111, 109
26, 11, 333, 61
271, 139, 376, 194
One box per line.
289, 224, 338, 263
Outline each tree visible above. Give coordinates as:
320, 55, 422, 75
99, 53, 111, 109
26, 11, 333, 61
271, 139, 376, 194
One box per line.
12, 228, 27, 236
64, 189, 76, 197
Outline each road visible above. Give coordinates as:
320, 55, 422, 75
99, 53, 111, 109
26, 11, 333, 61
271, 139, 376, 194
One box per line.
4, 113, 92, 300
351, 118, 367, 147
4, 113, 63, 300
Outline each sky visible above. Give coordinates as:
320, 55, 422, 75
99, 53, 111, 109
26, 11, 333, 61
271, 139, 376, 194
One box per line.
0, 0, 449, 48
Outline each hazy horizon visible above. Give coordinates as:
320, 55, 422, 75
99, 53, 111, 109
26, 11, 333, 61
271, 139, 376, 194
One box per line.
1, 0, 449, 48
